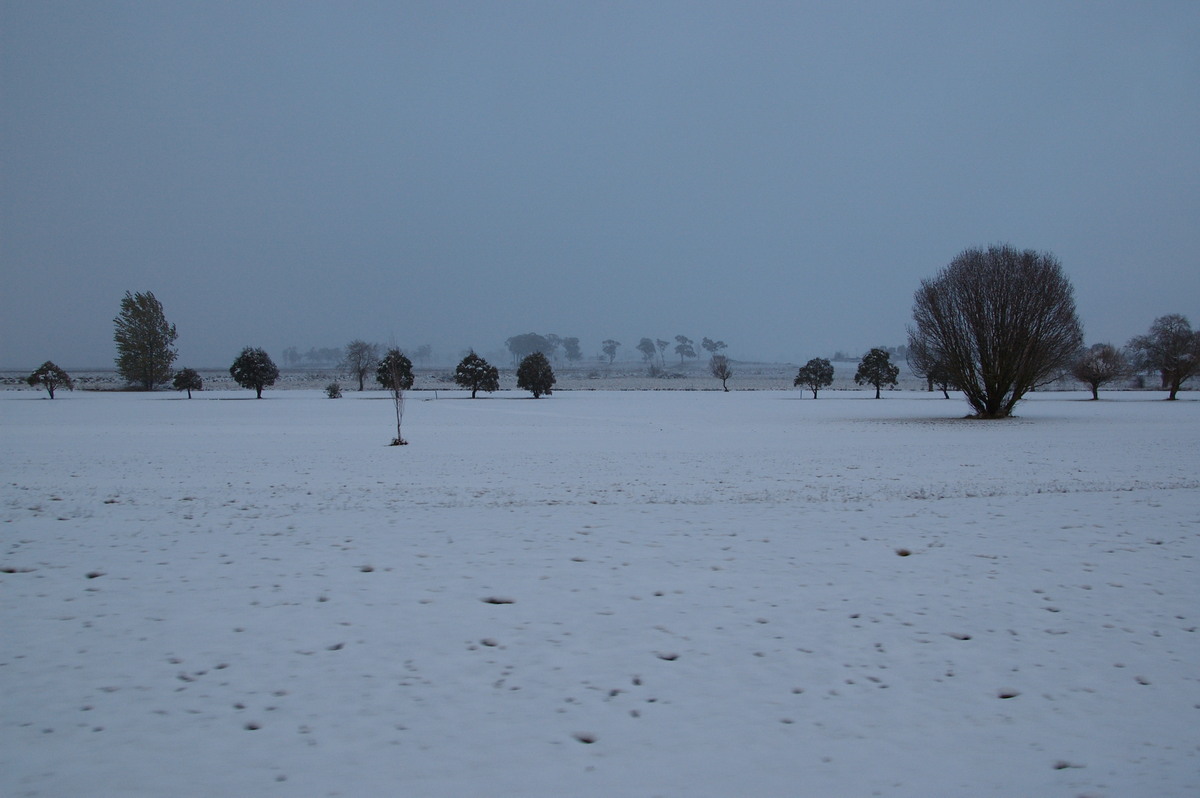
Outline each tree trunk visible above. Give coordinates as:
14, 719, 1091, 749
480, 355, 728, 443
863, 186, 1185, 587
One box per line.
875, 384, 881, 399
1090, 383, 1099, 400
256, 385, 263, 399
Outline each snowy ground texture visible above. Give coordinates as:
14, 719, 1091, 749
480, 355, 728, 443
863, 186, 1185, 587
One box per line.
3, 388, 1198, 798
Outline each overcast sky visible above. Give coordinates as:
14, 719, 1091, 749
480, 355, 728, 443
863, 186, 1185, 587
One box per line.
3, 1, 1197, 369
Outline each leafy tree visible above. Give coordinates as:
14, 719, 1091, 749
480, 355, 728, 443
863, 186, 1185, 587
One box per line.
793, 357, 834, 398
562, 337, 583, 363
702, 337, 727, 356
710, 354, 733, 391
505, 333, 551, 364
230, 347, 279, 398
113, 290, 178, 390
172, 367, 203, 398
341, 340, 380, 391
26, 361, 73, 399
674, 335, 696, 363
454, 351, 499, 398
636, 338, 657, 362
517, 352, 556, 398
855, 348, 899, 398
602, 339, 621, 364
376, 348, 414, 392
1127, 314, 1200, 400
1071, 343, 1128, 400
910, 245, 1082, 418
325, 382, 343, 399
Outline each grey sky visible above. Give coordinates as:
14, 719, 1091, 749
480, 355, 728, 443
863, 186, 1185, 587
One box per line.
3, 1, 1197, 369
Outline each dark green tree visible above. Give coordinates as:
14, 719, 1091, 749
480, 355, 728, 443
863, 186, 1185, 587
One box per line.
513, 350, 554, 396
113, 290, 178, 390
26, 361, 73, 399
376, 348, 414, 392
793, 357, 834, 398
855, 348, 899, 398
1127, 314, 1200, 400
517, 352, 556, 398
454, 351, 499, 398
230, 347, 279, 398
172, 367, 203, 398
911, 245, 1082, 418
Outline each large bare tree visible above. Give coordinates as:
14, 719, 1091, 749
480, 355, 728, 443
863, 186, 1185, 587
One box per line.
910, 245, 1082, 418
1127, 314, 1200, 400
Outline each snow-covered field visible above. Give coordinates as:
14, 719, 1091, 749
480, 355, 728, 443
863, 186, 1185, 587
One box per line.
3, 388, 1197, 797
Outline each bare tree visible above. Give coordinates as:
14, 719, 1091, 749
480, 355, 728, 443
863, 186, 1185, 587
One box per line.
341, 340, 379, 391
1071, 343, 1128, 400
710, 354, 732, 391
1127, 314, 1200, 400
910, 245, 1082, 418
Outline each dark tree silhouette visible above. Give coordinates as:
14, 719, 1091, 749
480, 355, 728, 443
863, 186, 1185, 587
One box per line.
172, 367, 203, 398
710, 354, 733, 391
376, 349, 414, 392
341, 340, 380, 391
113, 291, 177, 390
505, 333, 551, 364
1127, 314, 1200, 400
674, 335, 696, 363
793, 357, 834, 398
26, 361, 73, 399
855, 348, 899, 398
230, 347, 279, 398
701, 337, 727, 356
1071, 344, 1128, 400
636, 338, 656, 363
562, 337, 583, 363
454, 351, 499, 398
602, 339, 620, 364
910, 245, 1082, 418
517, 352, 556, 398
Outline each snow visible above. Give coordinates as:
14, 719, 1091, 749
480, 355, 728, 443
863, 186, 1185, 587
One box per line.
3, 388, 1198, 797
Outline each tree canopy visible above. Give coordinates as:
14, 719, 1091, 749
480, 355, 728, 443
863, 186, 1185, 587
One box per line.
910, 245, 1082, 418
1071, 343, 1127, 400
854, 348, 899, 399
113, 291, 178, 390
376, 349, 414, 392
454, 351, 499, 398
342, 340, 380, 391
230, 347, 279, 398
27, 361, 73, 399
1127, 314, 1200, 400
172, 367, 203, 398
517, 352, 555, 398
794, 358, 834, 398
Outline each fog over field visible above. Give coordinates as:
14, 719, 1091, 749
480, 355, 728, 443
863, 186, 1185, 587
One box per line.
3, 389, 1197, 796
3, 3, 1198, 369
